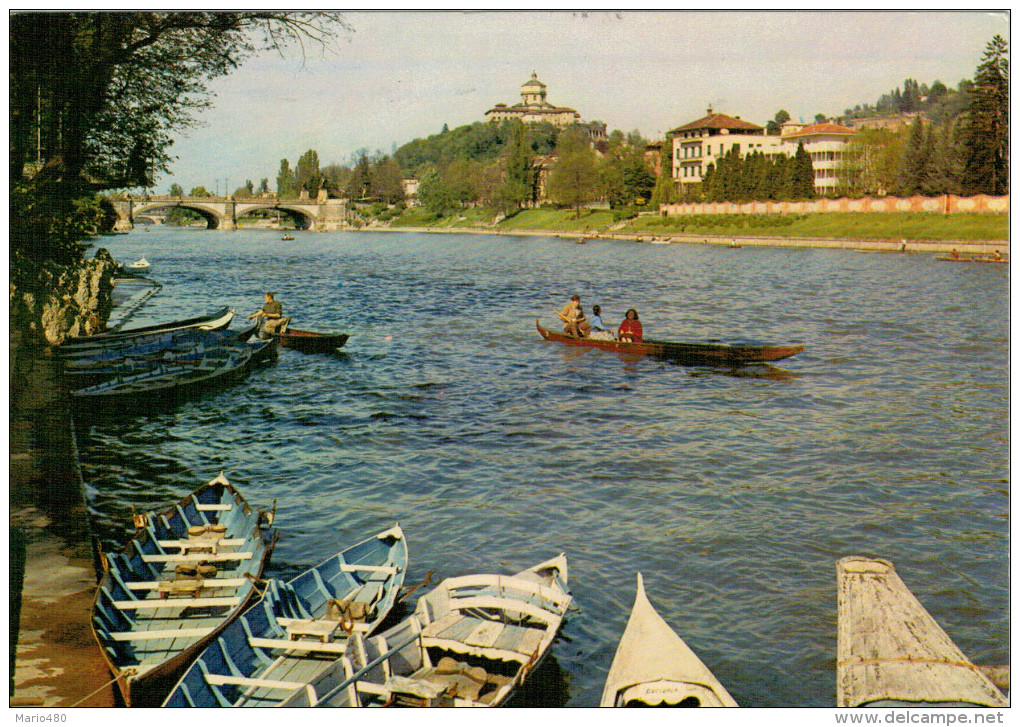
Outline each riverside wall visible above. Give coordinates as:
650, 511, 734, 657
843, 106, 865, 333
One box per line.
365, 225, 1009, 256
9, 251, 122, 707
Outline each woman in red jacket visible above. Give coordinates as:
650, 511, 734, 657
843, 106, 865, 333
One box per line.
617, 308, 643, 342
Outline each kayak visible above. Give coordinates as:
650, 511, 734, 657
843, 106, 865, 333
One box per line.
536, 320, 804, 365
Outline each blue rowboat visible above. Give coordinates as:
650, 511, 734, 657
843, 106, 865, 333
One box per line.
69, 340, 274, 408
90, 474, 278, 707
163, 525, 408, 707
278, 554, 571, 707
61, 325, 258, 364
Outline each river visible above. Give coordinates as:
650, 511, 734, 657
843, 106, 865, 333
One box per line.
75, 228, 1009, 707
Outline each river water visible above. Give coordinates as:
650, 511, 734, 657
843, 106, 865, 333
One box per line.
75, 228, 1009, 707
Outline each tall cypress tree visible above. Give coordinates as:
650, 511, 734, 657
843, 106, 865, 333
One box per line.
961, 35, 1009, 194
897, 117, 929, 195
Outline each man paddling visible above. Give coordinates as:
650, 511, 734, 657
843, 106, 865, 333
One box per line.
249, 291, 291, 337
557, 295, 591, 338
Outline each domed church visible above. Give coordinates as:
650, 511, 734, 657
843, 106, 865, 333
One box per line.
485, 72, 581, 127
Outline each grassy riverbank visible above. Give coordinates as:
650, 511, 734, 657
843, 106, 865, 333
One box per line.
385, 208, 1008, 242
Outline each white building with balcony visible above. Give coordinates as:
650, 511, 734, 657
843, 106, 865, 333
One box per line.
669, 108, 856, 195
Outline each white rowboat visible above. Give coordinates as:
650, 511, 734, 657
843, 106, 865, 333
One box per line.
600, 573, 737, 707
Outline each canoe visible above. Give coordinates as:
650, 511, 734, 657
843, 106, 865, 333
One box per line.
70, 340, 273, 406
279, 554, 572, 707
600, 573, 737, 707
58, 324, 257, 362
162, 525, 408, 707
536, 320, 805, 365
936, 255, 1008, 264
266, 328, 349, 354
59, 306, 235, 350
836, 556, 1008, 708
91, 474, 279, 706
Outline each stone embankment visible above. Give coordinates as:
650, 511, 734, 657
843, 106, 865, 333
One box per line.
10, 249, 121, 707
369, 226, 1009, 256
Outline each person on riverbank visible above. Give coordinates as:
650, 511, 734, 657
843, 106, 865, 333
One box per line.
558, 295, 591, 338
617, 308, 643, 343
248, 292, 290, 336
589, 305, 614, 340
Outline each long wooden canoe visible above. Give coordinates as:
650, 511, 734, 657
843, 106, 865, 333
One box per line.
936, 255, 1008, 264
537, 320, 804, 365
163, 525, 408, 707
601, 573, 737, 707
91, 474, 278, 706
836, 556, 1008, 708
279, 554, 572, 707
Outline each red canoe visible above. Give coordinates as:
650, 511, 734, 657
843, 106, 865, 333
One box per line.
536, 320, 804, 365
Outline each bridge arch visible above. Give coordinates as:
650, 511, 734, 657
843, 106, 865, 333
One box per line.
111, 196, 349, 232
233, 203, 314, 230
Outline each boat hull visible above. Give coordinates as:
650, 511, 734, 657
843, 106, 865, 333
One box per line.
59, 306, 235, 351
268, 328, 349, 353
536, 320, 804, 365
90, 475, 278, 707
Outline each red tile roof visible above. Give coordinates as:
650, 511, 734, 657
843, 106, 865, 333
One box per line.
784, 122, 856, 137
669, 113, 763, 134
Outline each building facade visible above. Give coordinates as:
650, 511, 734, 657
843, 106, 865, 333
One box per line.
485, 72, 581, 127
669, 108, 856, 195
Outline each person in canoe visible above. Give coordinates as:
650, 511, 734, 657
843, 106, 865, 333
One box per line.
248, 291, 291, 337
558, 295, 591, 338
588, 305, 615, 340
617, 308, 643, 343
950, 248, 961, 260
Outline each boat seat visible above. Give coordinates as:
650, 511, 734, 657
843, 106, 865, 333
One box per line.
421, 613, 544, 659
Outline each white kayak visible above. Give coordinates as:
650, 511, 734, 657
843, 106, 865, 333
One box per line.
600, 573, 738, 707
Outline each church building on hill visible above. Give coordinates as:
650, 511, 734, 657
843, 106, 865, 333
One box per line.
485, 72, 582, 127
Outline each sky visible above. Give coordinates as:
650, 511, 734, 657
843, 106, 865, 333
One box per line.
163, 10, 1009, 194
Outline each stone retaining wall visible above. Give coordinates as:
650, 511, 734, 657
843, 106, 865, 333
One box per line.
661, 194, 1009, 217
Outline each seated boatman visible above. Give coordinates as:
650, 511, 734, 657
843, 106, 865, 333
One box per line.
248, 291, 291, 336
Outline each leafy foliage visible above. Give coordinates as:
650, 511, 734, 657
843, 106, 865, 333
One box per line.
961, 35, 1009, 194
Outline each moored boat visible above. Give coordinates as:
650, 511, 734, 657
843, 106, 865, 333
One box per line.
70, 339, 273, 407
59, 306, 235, 350
57, 324, 256, 362
265, 327, 349, 354
278, 554, 572, 707
600, 573, 737, 707
536, 320, 804, 365
126, 256, 151, 272
162, 525, 408, 707
91, 474, 278, 706
836, 556, 1008, 708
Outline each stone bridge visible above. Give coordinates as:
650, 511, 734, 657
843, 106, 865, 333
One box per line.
111, 195, 350, 231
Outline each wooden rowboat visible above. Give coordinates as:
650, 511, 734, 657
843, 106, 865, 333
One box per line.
537, 320, 804, 365
91, 474, 278, 706
163, 525, 408, 707
70, 340, 273, 407
59, 306, 235, 350
279, 554, 572, 707
836, 556, 1008, 708
265, 328, 349, 354
601, 573, 737, 707
58, 325, 257, 362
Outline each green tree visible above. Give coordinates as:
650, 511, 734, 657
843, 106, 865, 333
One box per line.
257, 178, 270, 195
348, 153, 373, 199
961, 35, 1009, 194
169, 182, 184, 196
417, 168, 458, 216
790, 143, 816, 199
370, 156, 405, 205
295, 149, 323, 196
766, 109, 791, 135
547, 126, 597, 217
649, 139, 677, 207
189, 186, 212, 197
10, 12, 348, 269
495, 120, 536, 214
276, 159, 298, 198
897, 117, 930, 195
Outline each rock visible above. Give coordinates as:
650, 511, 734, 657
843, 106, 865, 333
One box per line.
9, 249, 120, 346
